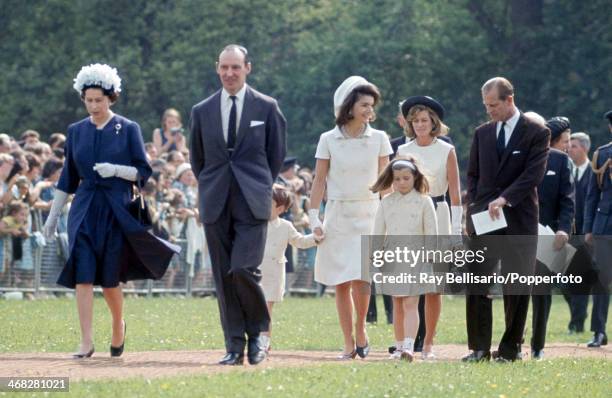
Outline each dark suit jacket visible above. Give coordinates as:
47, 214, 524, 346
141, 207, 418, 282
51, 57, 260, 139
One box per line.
466, 113, 550, 235
189, 85, 287, 223
574, 165, 592, 234
537, 148, 574, 233
390, 136, 406, 158
584, 142, 612, 235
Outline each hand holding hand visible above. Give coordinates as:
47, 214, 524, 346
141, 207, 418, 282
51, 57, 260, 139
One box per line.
308, 209, 324, 237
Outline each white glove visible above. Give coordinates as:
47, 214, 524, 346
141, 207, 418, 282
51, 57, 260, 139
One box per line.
451, 205, 463, 236
308, 208, 323, 232
93, 163, 138, 181
114, 164, 138, 181
93, 162, 116, 178
43, 190, 68, 241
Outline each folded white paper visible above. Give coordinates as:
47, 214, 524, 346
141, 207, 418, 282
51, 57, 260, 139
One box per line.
536, 224, 576, 274
471, 209, 507, 235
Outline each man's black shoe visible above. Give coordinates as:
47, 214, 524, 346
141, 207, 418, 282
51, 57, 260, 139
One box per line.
461, 350, 491, 362
587, 332, 608, 348
492, 350, 522, 362
247, 337, 267, 365
219, 352, 244, 366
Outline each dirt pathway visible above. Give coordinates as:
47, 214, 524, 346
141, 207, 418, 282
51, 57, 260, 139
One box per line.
1, 344, 609, 382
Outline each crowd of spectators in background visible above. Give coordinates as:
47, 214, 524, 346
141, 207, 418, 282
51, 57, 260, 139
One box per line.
0, 108, 319, 292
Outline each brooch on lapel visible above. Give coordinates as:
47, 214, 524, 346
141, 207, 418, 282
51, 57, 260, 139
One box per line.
114, 123, 122, 135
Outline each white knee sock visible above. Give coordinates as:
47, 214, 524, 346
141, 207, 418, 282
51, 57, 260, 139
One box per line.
403, 337, 415, 353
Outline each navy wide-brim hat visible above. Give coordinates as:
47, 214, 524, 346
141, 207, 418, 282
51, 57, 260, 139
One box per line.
401, 96, 445, 120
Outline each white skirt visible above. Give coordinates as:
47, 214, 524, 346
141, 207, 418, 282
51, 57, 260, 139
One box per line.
314, 199, 378, 286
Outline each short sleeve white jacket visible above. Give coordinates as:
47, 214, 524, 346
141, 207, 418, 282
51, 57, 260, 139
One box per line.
315, 125, 393, 201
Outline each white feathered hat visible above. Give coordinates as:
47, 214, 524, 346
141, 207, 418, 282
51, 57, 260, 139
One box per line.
333, 76, 370, 117
73, 63, 122, 94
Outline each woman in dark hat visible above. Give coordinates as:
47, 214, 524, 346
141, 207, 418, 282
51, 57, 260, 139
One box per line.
43, 64, 179, 358
546, 116, 571, 152
396, 96, 462, 359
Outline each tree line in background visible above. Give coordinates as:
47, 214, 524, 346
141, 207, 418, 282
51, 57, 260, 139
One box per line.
1, 0, 610, 170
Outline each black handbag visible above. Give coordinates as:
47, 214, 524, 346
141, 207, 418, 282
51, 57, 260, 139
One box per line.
128, 177, 152, 228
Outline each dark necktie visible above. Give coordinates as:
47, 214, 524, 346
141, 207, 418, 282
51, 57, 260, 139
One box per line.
227, 95, 237, 149
574, 165, 579, 183
496, 121, 506, 159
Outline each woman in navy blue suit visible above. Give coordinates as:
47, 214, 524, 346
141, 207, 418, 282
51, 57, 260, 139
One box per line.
43, 64, 177, 358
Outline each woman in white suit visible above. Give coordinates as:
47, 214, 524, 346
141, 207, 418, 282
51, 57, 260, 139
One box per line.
308, 76, 392, 359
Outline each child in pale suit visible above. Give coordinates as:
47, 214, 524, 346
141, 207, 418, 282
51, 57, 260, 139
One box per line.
259, 185, 322, 352
371, 156, 438, 361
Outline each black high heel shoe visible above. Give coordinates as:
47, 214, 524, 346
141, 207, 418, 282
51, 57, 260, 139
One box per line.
110, 321, 126, 357
72, 346, 95, 359
356, 341, 370, 358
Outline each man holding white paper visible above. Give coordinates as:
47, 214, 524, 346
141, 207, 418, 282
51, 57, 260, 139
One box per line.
463, 77, 550, 363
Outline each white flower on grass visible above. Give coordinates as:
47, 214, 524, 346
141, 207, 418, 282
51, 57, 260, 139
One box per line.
73, 63, 122, 94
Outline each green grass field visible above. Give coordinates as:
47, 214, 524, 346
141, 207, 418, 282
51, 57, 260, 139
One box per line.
68, 359, 610, 398
0, 295, 604, 352
1, 295, 610, 397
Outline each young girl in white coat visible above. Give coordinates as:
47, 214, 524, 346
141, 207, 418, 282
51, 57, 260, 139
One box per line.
371, 157, 438, 361
259, 185, 321, 352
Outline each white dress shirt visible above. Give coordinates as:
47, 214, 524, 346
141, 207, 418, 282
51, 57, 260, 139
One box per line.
497, 107, 520, 146
220, 85, 247, 143
572, 159, 590, 181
